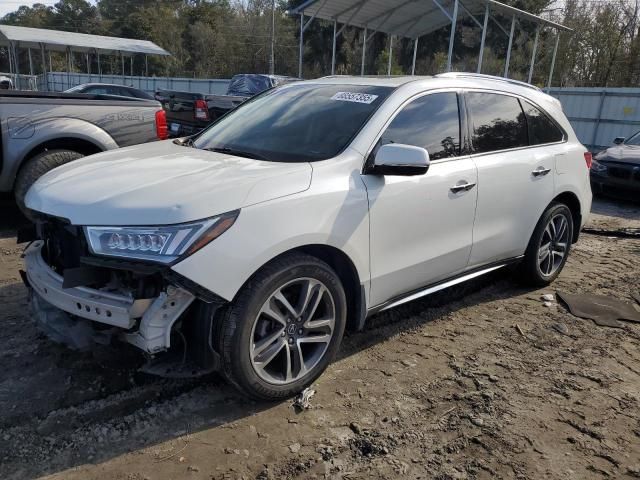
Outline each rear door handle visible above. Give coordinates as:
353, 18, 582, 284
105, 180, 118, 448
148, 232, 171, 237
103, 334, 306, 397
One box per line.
450, 182, 476, 193
532, 166, 551, 177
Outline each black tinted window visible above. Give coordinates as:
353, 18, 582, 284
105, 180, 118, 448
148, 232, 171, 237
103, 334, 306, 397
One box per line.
378, 93, 460, 160
194, 84, 392, 162
467, 92, 527, 153
85, 87, 109, 95
522, 100, 564, 144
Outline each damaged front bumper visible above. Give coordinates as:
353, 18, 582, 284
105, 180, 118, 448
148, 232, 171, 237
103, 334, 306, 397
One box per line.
24, 241, 196, 354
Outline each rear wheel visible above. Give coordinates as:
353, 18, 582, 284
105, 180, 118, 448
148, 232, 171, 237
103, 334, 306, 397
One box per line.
218, 253, 346, 400
14, 149, 84, 219
520, 202, 574, 286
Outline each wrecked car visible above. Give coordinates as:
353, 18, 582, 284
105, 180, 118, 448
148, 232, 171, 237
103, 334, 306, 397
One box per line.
22, 74, 592, 400
591, 132, 640, 200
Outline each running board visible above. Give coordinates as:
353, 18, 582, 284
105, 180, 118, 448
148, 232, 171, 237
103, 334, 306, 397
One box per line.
373, 261, 515, 314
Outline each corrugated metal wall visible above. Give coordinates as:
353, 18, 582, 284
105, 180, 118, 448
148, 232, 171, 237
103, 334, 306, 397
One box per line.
547, 87, 640, 152
44, 72, 231, 95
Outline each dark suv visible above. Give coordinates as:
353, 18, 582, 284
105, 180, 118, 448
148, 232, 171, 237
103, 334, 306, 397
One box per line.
591, 132, 640, 200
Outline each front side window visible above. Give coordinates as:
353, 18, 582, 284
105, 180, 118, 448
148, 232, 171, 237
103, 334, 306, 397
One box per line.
194, 84, 393, 162
522, 100, 564, 145
467, 92, 527, 153
376, 92, 461, 160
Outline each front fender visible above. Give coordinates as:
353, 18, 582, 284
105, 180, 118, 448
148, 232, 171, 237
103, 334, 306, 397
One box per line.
171, 175, 371, 305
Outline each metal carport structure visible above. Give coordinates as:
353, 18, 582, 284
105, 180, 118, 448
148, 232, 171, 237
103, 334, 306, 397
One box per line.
289, 0, 571, 86
0, 25, 170, 84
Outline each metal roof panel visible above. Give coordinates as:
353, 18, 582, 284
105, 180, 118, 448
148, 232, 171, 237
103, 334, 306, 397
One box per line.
290, 0, 571, 37
0, 25, 171, 56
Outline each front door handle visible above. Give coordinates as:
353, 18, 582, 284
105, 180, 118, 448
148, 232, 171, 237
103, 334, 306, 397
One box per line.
450, 182, 476, 193
532, 166, 551, 177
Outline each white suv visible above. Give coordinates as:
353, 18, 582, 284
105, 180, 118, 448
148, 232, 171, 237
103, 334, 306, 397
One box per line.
23, 74, 592, 399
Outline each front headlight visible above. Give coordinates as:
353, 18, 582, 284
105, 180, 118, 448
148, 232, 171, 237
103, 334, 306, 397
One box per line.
591, 160, 608, 174
84, 210, 239, 264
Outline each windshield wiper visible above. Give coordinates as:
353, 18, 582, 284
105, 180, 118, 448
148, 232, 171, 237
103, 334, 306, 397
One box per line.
203, 146, 268, 161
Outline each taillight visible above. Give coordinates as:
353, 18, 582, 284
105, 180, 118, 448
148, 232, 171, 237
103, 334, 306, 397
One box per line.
194, 99, 210, 121
584, 151, 593, 169
155, 110, 168, 140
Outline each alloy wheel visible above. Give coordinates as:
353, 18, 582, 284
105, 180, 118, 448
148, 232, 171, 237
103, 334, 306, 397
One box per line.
249, 277, 336, 385
538, 213, 570, 276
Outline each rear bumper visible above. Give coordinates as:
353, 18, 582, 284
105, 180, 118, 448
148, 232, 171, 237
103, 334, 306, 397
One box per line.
24, 241, 196, 353
167, 121, 206, 138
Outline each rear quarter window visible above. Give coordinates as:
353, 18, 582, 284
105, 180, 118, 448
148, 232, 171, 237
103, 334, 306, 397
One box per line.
522, 100, 564, 144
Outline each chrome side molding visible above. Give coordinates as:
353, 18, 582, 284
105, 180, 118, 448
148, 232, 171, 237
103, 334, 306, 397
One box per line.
378, 263, 511, 312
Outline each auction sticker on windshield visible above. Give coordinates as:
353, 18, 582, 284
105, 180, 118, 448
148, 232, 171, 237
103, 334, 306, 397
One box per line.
331, 92, 379, 104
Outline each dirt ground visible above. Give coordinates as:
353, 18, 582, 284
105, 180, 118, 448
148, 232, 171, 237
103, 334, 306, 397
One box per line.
1, 196, 639, 480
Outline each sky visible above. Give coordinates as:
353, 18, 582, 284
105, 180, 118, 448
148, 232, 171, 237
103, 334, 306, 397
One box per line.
0, 0, 97, 18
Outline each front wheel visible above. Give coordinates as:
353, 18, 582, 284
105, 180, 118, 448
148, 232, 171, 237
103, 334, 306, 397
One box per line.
218, 253, 347, 400
519, 202, 574, 286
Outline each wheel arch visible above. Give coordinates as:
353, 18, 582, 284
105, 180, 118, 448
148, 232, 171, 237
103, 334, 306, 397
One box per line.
12, 137, 104, 190
239, 244, 367, 333
551, 191, 582, 243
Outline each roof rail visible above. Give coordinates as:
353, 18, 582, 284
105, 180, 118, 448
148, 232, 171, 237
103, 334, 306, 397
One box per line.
435, 72, 542, 92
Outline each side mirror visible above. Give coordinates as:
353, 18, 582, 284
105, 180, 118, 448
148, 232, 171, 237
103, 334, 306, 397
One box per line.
613, 137, 625, 145
371, 143, 430, 176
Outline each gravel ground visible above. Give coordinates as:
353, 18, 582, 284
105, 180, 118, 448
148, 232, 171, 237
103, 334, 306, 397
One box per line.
0, 195, 639, 480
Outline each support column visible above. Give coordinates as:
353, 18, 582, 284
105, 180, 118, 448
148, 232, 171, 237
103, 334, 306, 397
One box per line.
28, 48, 34, 76
331, 19, 337, 75
98, 51, 102, 77
504, 15, 516, 78
66, 47, 72, 89
528, 27, 540, 84
48, 51, 52, 73
86, 52, 90, 74
361, 27, 367, 76
477, 3, 489, 73
387, 35, 393, 75
130, 56, 133, 77
269, 0, 276, 75
446, 0, 459, 72
411, 37, 419, 75
121, 51, 125, 79
13, 43, 19, 75
7, 45, 13, 74
298, 12, 304, 78
547, 33, 560, 89
145, 55, 148, 77
39, 43, 47, 91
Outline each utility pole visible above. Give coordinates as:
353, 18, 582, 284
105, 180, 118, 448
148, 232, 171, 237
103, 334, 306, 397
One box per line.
269, 0, 276, 74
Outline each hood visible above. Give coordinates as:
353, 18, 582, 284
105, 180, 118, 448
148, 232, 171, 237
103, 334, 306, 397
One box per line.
596, 144, 640, 165
25, 140, 312, 225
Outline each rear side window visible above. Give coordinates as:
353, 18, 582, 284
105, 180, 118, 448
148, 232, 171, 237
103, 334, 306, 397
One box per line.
522, 100, 564, 144
467, 92, 527, 153
377, 92, 460, 160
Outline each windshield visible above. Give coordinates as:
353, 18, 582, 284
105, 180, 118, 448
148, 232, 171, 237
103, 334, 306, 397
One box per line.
194, 83, 393, 162
624, 131, 640, 145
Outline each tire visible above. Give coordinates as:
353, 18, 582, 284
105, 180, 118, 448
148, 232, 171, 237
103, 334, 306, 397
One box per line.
218, 253, 347, 400
519, 202, 574, 286
14, 149, 84, 219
